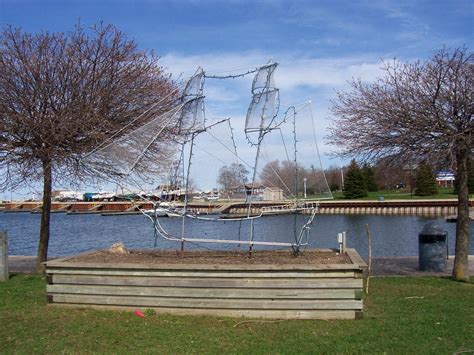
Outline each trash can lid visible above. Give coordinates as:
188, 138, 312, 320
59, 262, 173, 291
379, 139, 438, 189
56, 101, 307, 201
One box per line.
420, 221, 446, 236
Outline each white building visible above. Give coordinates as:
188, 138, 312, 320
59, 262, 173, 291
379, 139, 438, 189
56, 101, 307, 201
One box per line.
263, 187, 284, 201
436, 170, 455, 188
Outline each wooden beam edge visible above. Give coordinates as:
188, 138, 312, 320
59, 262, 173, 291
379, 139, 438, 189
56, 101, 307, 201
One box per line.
47, 303, 358, 319
346, 249, 368, 270
45, 262, 361, 271
45, 250, 99, 266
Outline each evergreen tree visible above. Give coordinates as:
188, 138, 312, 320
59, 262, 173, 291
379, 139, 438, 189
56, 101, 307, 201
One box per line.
414, 164, 438, 196
362, 163, 378, 192
343, 160, 368, 199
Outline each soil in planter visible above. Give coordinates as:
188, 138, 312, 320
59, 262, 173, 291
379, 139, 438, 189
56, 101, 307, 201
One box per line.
68, 249, 351, 265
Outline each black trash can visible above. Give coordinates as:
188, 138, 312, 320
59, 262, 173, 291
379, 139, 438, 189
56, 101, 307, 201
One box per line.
419, 222, 447, 272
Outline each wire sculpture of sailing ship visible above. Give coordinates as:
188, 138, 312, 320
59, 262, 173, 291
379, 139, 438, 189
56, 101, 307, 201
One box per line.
84, 62, 332, 254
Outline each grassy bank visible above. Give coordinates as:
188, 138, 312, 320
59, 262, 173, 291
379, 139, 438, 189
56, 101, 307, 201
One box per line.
329, 187, 470, 200
0, 275, 473, 354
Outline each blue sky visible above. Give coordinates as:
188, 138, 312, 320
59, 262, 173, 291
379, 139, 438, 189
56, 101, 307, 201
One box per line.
0, 0, 472, 197
1, 0, 472, 57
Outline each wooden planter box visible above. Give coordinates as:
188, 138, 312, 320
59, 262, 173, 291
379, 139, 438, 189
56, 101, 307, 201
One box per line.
45, 249, 367, 320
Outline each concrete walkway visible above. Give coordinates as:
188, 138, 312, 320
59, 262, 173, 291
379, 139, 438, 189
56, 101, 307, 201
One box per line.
370, 255, 474, 277
6, 255, 474, 277
8, 256, 53, 273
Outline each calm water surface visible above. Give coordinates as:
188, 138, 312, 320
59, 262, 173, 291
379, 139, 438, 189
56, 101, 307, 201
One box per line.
1, 211, 473, 258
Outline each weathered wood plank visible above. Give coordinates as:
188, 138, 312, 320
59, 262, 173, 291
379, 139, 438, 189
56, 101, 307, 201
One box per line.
45, 261, 361, 271
46, 268, 356, 278
45, 249, 366, 319
0, 231, 8, 282
44, 250, 99, 265
51, 294, 363, 310
49, 304, 357, 319
51, 274, 363, 289
47, 284, 359, 299
346, 249, 368, 270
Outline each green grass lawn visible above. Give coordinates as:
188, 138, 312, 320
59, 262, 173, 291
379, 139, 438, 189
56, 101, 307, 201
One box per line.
1, 275, 473, 354
328, 187, 471, 200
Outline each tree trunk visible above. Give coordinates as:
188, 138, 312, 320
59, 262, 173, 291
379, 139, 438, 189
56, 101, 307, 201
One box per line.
36, 159, 52, 273
453, 147, 470, 282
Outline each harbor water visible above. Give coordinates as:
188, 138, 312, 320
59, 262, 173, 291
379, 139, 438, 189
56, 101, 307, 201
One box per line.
1, 211, 473, 259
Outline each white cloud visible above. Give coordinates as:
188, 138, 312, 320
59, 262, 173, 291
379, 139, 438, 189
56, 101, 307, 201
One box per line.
364, 1, 432, 43
161, 52, 383, 92
276, 59, 383, 90
160, 52, 269, 79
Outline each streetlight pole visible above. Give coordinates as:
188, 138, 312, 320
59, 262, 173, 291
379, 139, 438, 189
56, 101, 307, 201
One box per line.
340, 164, 345, 191
303, 177, 307, 199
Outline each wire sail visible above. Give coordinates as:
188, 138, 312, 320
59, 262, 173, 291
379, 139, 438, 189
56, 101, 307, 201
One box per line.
178, 68, 206, 136
244, 62, 281, 145
84, 105, 183, 179
258, 102, 333, 201
83, 69, 206, 183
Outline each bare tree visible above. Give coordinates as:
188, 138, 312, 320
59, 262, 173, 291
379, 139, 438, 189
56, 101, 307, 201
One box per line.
325, 165, 344, 191
259, 160, 281, 189
217, 163, 249, 195
328, 47, 473, 281
260, 160, 299, 195
0, 24, 178, 272
260, 160, 314, 196
373, 157, 410, 191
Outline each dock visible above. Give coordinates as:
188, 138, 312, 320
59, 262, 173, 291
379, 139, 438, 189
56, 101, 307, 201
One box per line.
1, 199, 473, 217
446, 210, 474, 222
101, 211, 142, 216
